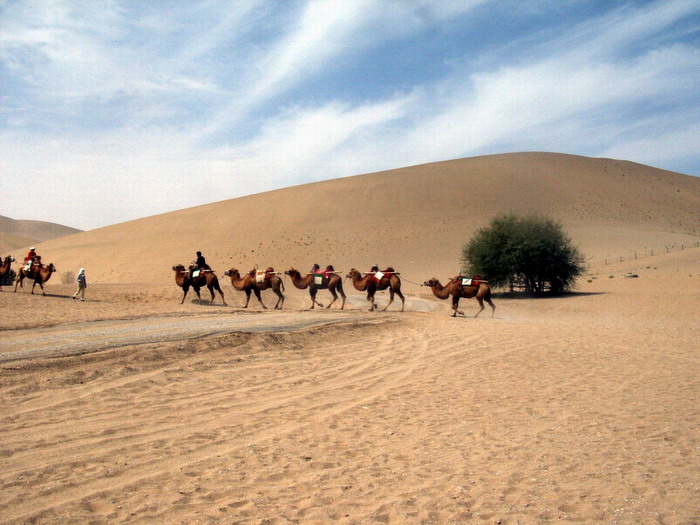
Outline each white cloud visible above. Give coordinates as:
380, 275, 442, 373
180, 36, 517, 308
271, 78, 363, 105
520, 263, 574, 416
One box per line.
1, 0, 697, 229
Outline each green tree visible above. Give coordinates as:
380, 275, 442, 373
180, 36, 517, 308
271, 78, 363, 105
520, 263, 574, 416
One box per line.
461, 214, 585, 294
1, 268, 16, 286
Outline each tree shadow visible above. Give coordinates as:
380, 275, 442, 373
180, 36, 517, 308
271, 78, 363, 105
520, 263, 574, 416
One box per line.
492, 291, 608, 300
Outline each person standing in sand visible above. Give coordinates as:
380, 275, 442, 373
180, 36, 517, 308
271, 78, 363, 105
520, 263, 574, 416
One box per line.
72, 268, 87, 301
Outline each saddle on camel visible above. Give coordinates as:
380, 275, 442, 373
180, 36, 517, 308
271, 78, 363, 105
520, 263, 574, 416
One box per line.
172, 263, 227, 306
285, 265, 346, 309
346, 265, 405, 312
14, 256, 56, 296
423, 274, 495, 318
309, 264, 339, 287
225, 267, 285, 309
251, 267, 278, 285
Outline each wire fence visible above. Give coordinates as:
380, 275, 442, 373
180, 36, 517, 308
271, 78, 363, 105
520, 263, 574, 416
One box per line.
589, 241, 700, 268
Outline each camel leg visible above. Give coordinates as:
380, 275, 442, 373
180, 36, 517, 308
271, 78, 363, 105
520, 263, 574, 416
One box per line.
243, 289, 251, 308
337, 283, 346, 310
180, 284, 189, 304
452, 296, 464, 317
382, 287, 405, 312
193, 286, 203, 304
366, 291, 375, 311
310, 288, 323, 309
382, 289, 394, 311
14, 275, 23, 292
253, 288, 267, 309
276, 282, 285, 309
397, 290, 405, 312
474, 298, 486, 318
216, 283, 227, 306
326, 288, 338, 309
274, 289, 284, 309
486, 298, 496, 317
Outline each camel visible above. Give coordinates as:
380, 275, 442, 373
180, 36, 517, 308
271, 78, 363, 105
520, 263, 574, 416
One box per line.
346, 268, 405, 312
0, 255, 15, 291
423, 277, 495, 318
285, 268, 346, 310
224, 268, 285, 309
172, 264, 227, 305
14, 262, 56, 296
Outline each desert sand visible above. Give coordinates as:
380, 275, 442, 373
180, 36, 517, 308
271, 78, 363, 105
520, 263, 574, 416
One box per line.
1, 153, 699, 524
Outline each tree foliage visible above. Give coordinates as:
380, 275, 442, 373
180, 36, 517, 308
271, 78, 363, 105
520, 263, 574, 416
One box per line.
1, 268, 16, 286
461, 214, 585, 294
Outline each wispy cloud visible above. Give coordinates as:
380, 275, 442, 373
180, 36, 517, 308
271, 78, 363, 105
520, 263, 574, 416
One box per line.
1, 0, 698, 229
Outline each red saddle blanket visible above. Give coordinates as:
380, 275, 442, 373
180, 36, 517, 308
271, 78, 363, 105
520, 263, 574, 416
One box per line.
252, 268, 275, 283
372, 268, 396, 283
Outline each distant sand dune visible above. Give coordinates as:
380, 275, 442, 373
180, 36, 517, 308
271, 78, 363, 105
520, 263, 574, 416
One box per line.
10, 152, 698, 285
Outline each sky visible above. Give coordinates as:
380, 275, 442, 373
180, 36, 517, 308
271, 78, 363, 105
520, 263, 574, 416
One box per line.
1, 0, 699, 231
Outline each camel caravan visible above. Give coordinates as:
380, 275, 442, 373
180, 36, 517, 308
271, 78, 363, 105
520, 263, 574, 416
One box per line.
171, 256, 494, 317
4, 247, 495, 317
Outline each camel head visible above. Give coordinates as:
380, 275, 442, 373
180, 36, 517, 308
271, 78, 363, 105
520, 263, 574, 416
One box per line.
284, 268, 298, 276
346, 268, 361, 279
423, 278, 439, 287
224, 268, 239, 277
172, 264, 186, 273
46, 263, 56, 273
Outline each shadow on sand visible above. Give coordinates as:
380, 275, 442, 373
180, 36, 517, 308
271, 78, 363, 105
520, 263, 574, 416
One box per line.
492, 291, 608, 300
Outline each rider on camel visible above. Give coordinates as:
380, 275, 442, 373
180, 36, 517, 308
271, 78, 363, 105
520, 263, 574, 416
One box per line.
23, 247, 38, 273
189, 251, 210, 279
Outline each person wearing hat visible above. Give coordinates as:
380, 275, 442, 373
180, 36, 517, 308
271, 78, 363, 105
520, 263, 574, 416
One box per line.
72, 268, 87, 301
23, 246, 38, 274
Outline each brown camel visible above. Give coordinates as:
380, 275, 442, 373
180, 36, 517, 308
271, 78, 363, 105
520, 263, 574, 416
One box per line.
285, 268, 346, 309
0, 255, 15, 291
172, 264, 227, 305
224, 268, 285, 309
14, 262, 56, 296
423, 277, 495, 318
346, 268, 405, 312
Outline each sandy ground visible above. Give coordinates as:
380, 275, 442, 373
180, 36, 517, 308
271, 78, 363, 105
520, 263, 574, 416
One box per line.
1, 250, 699, 524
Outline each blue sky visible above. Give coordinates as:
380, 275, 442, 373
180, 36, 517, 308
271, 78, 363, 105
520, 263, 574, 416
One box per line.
1, 0, 698, 230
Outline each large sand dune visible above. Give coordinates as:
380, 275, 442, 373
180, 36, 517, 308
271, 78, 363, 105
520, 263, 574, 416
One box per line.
16, 152, 700, 285
1, 152, 698, 524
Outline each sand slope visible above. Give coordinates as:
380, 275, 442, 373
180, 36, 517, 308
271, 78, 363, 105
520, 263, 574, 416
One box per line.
1, 247, 698, 523
0, 216, 81, 254
16, 152, 700, 285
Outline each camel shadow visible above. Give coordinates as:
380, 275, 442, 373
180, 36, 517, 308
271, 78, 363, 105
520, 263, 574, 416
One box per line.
187, 299, 230, 307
